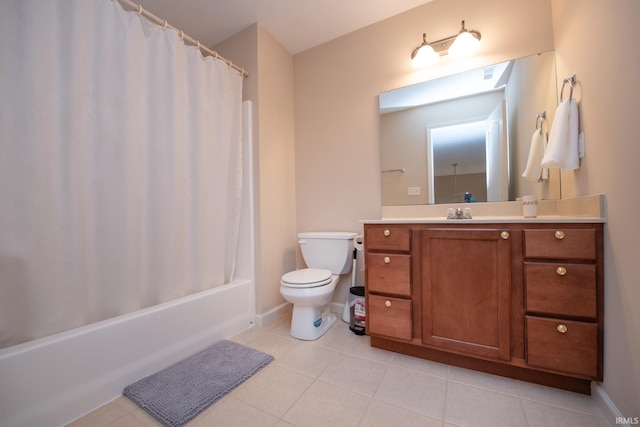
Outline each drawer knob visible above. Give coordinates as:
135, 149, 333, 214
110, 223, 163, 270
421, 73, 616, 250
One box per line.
383, 229, 391, 237
385, 300, 392, 308
557, 324, 568, 334
554, 230, 565, 240
556, 266, 567, 276
500, 231, 510, 240
383, 256, 391, 264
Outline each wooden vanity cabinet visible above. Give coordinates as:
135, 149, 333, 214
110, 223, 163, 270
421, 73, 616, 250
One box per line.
364, 222, 604, 394
421, 228, 512, 361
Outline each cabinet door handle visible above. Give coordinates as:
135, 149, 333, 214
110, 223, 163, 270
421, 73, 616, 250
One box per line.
554, 230, 565, 240
557, 324, 568, 334
384, 300, 392, 308
383, 229, 391, 237
500, 231, 510, 240
383, 256, 391, 264
556, 266, 567, 276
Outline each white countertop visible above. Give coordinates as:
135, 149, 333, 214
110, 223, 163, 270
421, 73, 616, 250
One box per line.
362, 215, 606, 224
373, 194, 607, 224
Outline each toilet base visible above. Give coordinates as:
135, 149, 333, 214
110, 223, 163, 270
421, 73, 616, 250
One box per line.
289, 305, 337, 340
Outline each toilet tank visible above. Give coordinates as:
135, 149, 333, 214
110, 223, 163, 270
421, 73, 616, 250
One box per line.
298, 232, 358, 275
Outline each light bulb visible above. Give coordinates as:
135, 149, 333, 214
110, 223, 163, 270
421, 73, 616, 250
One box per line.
449, 31, 480, 58
411, 44, 439, 68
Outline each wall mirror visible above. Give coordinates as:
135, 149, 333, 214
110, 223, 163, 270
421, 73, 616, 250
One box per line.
379, 50, 560, 206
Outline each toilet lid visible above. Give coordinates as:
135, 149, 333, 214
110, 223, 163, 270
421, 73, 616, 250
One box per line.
281, 268, 333, 288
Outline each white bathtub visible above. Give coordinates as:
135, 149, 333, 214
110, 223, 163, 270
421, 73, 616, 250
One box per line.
0, 279, 256, 427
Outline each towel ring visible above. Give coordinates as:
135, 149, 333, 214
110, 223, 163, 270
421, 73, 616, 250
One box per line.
535, 111, 546, 133
560, 74, 576, 102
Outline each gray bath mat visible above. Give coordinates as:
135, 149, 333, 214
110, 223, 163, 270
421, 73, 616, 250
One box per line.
123, 340, 274, 427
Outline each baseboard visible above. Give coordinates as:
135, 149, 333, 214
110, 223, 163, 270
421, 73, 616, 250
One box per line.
331, 302, 352, 323
591, 382, 624, 426
330, 301, 345, 314
255, 302, 291, 328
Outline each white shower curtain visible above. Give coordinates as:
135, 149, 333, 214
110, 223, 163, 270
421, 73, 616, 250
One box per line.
0, 0, 244, 349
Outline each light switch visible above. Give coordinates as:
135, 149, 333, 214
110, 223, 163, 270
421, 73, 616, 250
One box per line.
408, 186, 421, 196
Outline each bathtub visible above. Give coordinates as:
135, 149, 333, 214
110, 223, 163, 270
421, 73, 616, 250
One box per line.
0, 101, 256, 427
0, 280, 256, 427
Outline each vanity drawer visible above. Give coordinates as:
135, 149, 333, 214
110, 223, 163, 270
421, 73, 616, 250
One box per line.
368, 294, 412, 341
367, 253, 411, 296
366, 227, 411, 252
526, 316, 598, 378
523, 228, 596, 260
525, 262, 597, 318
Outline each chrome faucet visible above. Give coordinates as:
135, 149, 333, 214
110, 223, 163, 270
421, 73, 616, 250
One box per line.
448, 207, 472, 220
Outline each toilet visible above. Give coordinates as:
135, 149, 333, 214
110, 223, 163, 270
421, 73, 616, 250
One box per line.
280, 231, 357, 340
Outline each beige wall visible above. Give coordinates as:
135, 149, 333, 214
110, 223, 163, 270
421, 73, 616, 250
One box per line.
551, 0, 640, 416
215, 25, 297, 315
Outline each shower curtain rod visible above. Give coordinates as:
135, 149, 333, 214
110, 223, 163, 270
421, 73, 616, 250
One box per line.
115, 0, 248, 77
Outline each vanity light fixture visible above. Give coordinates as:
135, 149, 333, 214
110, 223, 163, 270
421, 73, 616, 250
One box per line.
411, 20, 481, 68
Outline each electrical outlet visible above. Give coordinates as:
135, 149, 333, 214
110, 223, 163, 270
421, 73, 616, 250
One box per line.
408, 186, 421, 196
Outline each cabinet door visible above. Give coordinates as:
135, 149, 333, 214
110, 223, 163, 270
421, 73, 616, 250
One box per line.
421, 228, 511, 360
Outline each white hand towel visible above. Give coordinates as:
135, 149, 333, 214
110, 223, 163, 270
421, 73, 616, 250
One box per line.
541, 99, 579, 171
522, 129, 549, 182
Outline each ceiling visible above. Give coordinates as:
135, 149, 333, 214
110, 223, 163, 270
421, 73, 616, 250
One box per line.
135, 0, 434, 55
379, 60, 513, 114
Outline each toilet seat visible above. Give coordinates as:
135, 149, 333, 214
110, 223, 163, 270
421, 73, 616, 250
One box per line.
281, 268, 333, 288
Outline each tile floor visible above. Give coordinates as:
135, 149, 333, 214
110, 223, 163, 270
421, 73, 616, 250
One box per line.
68, 319, 612, 427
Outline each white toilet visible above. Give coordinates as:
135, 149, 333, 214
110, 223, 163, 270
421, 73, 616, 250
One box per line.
280, 231, 357, 340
